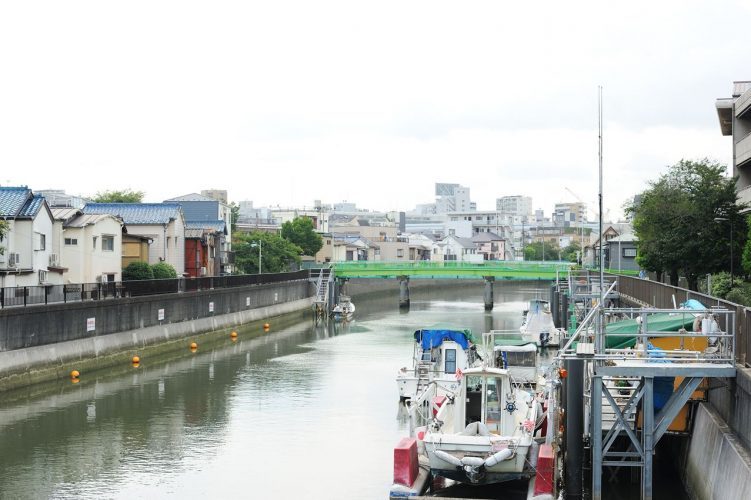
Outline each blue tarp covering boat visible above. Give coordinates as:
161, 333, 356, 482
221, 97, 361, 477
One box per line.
414, 328, 473, 350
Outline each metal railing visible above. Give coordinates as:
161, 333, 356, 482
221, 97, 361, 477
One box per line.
609, 274, 749, 366
0, 270, 308, 309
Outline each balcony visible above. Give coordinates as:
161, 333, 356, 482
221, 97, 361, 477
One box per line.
736, 132, 751, 168
736, 87, 751, 119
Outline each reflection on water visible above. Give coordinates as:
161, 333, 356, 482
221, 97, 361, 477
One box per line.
0, 282, 685, 499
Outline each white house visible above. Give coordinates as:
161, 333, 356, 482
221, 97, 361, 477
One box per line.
437, 234, 481, 262
83, 203, 186, 275
0, 186, 60, 287
52, 208, 124, 283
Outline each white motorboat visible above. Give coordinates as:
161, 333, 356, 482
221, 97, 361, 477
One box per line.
331, 295, 355, 322
396, 327, 482, 401
520, 299, 564, 347
419, 366, 540, 485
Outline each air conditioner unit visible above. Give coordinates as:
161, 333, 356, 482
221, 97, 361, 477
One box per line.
49, 253, 59, 267
200, 266, 207, 276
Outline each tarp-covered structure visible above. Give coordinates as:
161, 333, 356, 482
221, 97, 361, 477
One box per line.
415, 327, 475, 350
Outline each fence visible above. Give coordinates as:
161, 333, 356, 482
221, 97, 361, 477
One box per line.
614, 274, 750, 367
0, 270, 309, 309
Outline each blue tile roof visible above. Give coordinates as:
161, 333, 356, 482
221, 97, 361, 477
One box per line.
83, 203, 183, 224
0, 187, 33, 217
18, 195, 45, 217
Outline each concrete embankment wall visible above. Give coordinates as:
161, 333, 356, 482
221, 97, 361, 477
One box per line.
0, 280, 313, 390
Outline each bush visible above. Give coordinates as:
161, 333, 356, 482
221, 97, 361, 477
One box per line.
152, 262, 178, 279
710, 272, 733, 299
725, 287, 751, 307
123, 261, 154, 281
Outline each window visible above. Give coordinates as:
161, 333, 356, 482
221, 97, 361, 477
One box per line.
92, 236, 97, 249
65, 238, 78, 245
623, 248, 637, 258
35, 232, 46, 250
102, 235, 115, 252
397, 249, 404, 258
445, 349, 456, 374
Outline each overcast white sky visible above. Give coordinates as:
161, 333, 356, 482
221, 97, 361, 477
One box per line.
1, 1, 749, 219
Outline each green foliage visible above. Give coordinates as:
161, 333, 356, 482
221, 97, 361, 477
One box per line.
151, 262, 178, 279
123, 261, 154, 281
627, 158, 746, 290
725, 286, 751, 307
233, 231, 302, 274
561, 242, 583, 263
523, 240, 561, 261
0, 220, 7, 255
280, 217, 323, 256
92, 189, 145, 203
742, 214, 751, 276
230, 202, 240, 233
710, 272, 733, 299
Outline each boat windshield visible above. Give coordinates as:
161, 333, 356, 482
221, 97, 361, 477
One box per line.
465, 375, 505, 432
496, 350, 536, 368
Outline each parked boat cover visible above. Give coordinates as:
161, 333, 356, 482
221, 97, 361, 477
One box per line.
415, 329, 472, 350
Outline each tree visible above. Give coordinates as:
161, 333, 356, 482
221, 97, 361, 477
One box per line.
123, 261, 154, 280
280, 217, 323, 256
524, 240, 560, 261
627, 158, 746, 290
152, 262, 178, 279
229, 202, 240, 233
92, 189, 145, 203
0, 220, 7, 255
233, 231, 302, 274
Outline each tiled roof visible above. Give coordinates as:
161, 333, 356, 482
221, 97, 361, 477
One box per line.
472, 231, 503, 242
51, 207, 82, 222
185, 220, 226, 233
0, 186, 32, 217
65, 213, 123, 228
18, 195, 45, 218
83, 203, 182, 224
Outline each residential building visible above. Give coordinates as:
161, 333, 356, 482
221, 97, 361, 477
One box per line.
164, 194, 232, 275
496, 196, 533, 221
0, 186, 60, 287
51, 208, 124, 283
435, 183, 474, 213
716, 81, 751, 207
553, 202, 587, 227
605, 233, 640, 272
122, 234, 151, 269
446, 210, 516, 239
472, 232, 507, 260
201, 189, 228, 204
83, 203, 186, 275
36, 189, 88, 209
436, 234, 479, 262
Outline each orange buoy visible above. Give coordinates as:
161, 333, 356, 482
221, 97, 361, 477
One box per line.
70, 370, 80, 379
190, 342, 198, 350
263, 323, 270, 330
132, 362, 140, 368
559, 368, 568, 379
230, 331, 238, 339
132, 356, 140, 364
71, 378, 80, 384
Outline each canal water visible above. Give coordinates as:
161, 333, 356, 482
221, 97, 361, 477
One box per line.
0, 283, 685, 499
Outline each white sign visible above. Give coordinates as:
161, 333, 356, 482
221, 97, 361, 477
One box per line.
209, 302, 214, 313
86, 317, 95, 332
158, 308, 165, 321
274, 292, 278, 302
246, 297, 250, 307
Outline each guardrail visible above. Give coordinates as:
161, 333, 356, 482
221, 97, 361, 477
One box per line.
0, 270, 309, 309
613, 274, 749, 367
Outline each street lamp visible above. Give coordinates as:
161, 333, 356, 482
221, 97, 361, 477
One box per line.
250, 240, 262, 274
714, 216, 733, 287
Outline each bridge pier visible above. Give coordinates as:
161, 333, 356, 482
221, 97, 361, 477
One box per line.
398, 276, 410, 309
483, 276, 494, 311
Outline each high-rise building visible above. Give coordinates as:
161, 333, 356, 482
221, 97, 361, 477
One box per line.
496, 196, 533, 220
435, 183, 473, 213
553, 202, 587, 227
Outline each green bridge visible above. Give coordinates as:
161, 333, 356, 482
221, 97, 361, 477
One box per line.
330, 260, 574, 279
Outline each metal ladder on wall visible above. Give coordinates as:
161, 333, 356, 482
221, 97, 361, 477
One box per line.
310, 268, 333, 322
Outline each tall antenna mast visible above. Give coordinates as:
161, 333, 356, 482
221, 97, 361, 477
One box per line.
598, 86, 604, 304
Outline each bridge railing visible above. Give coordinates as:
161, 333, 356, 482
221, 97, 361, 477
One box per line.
612, 273, 750, 367
333, 260, 573, 278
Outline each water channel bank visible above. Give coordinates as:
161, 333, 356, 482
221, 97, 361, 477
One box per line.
0, 280, 312, 390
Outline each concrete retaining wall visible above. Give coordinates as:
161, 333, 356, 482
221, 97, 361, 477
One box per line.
684, 402, 751, 499
0, 280, 311, 351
